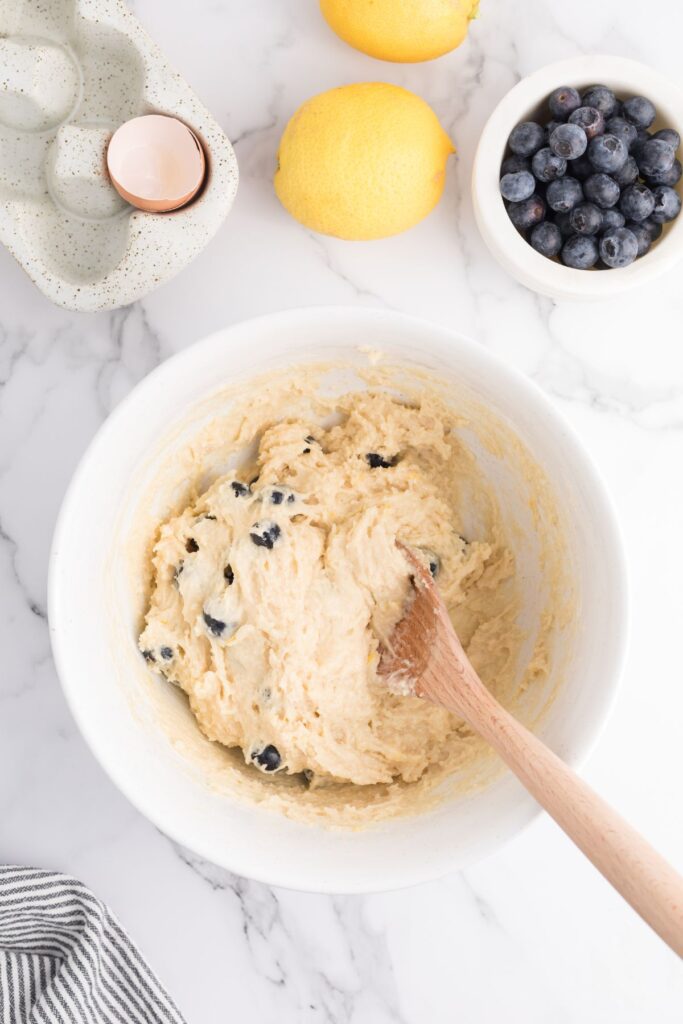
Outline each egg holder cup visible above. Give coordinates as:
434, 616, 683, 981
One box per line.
0, 0, 238, 311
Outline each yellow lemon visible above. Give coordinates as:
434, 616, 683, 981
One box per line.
274, 83, 454, 241
320, 0, 480, 63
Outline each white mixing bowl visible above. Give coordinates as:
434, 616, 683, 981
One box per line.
48, 307, 628, 893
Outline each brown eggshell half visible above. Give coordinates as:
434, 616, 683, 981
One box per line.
107, 114, 206, 213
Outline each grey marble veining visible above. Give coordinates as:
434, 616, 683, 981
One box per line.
1, 0, 683, 1021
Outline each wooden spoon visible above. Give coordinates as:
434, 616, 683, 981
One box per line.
379, 542, 683, 957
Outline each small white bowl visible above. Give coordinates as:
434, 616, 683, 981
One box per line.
473, 55, 683, 300
48, 308, 628, 893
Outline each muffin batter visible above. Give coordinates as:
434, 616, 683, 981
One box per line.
139, 390, 526, 791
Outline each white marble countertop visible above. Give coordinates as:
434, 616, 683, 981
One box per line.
2, 0, 683, 1019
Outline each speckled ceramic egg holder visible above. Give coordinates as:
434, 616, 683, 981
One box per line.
0, 0, 238, 311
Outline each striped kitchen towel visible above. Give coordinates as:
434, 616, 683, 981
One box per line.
0, 866, 186, 1024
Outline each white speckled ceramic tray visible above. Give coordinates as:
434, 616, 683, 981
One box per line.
0, 0, 238, 311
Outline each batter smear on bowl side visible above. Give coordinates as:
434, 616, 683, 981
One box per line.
139, 387, 553, 802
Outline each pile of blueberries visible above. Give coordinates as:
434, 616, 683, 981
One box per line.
500, 84, 682, 268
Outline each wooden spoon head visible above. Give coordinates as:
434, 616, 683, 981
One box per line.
379, 542, 482, 718
378, 541, 449, 693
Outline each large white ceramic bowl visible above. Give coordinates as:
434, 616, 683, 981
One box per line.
48, 307, 628, 893
473, 55, 683, 300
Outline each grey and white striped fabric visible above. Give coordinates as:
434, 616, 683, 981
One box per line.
0, 866, 185, 1024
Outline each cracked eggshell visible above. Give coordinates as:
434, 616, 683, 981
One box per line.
106, 114, 206, 213
0, 0, 238, 311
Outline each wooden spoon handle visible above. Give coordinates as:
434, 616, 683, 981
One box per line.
427, 641, 683, 957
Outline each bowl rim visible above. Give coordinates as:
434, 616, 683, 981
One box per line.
48, 306, 630, 892
473, 54, 683, 300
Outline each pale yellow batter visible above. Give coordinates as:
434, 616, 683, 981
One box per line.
139, 389, 531, 794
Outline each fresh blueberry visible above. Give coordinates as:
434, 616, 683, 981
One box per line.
612, 155, 639, 188
185, 537, 199, 553
569, 106, 605, 140
599, 227, 639, 267
625, 221, 653, 257
605, 116, 638, 151
160, 646, 173, 661
645, 158, 682, 187
636, 139, 676, 178
224, 564, 234, 585
530, 221, 563, 257
553, 211, 574, 237
583, 173, 620, 208
142, 649, 155, 663
500, 170, 536, 202
549, 86, 582, 120
650, 185, 682, 223
251, 744, 282, 772
602, 208, 625, 230
230, 481, 251, 498
643, 218, 663, 241
567, 154, 594, 181
366, 452, 397, 468
561, 235, 599, 269
587, 134, 628, 173
569, 202, 603, 236
619, 183, 655, 222
623, 95, 656, 129
531, 147, 567, 182
652, 128, 681, 150
549, 123, 588, 160
582, 85, 618, 118
546, 176, 583, 213
250, 521, 282, 549
501, 154, 531, 176
203, 611, 227, 636
508, 121, 546, 157
508, 194, 546, 233
545, 120, 564, 139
